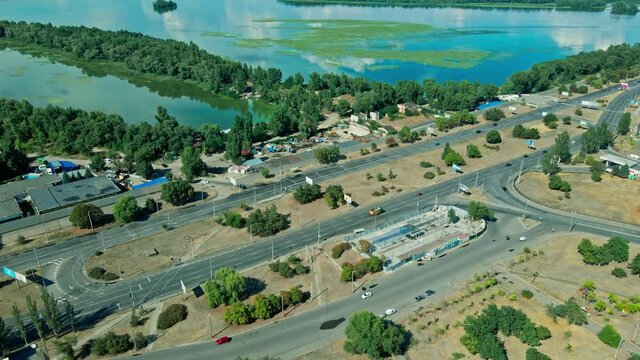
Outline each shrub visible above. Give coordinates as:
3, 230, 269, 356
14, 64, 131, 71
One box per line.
594, 301, 606, 312
526, 348, 551, 360
91, 332, 133, 356
101, 272, 119, 282
521, 290, 534, 299
424, 172, 435, 179
332, 243, 351, 258
598, 324, 621, 348
485, 130, 502, 144
420, 161, 433, 168
134, 332, 147, 350
88, 267, 106, 280
546, 297, 588, 325
293, 184, 322, 204
157, 303, 188, 330
611, 267, 627, 278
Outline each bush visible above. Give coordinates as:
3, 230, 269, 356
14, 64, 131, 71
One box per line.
332, 242, 351, 258
157, 304, 188, 330
546, 297, 588, 325
424, 172, 435, 179
466, 144, 482, 158
484, 108, 506, 122
598, 324, 621, 348
526, 348, 551, 360
521, 290, 534, 299
485, 130, 502, 144
91, 332, 133, 356
293, 184, 322, 204
218, 211, 246, 228
101, 272, 119, 282
145, 197, 157, 213
88, 267, 106, 280
134, 332, 147, 350
611, 267, 627, 278
420, 161, 433, 168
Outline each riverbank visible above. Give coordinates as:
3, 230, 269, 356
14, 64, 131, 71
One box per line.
0, 39, 273, 123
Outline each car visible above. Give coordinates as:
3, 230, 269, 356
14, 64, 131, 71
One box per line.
523, 154, 529, 158
414, 295, 425, 302
542, 150, 548, 154
501, 186, 508, 191
369, 207, 384, 216
416, 192, 423, 196
505, 163, 512, 167
161, 163, 168, 168
519, 236, 528, 242
425, 289, 436, 296
215, 336, 231, 345
385, 308, 397, 316
435, 142, 441, 146
361, 292, 373, 300
200, 179, 209, 184
476, 129, 482, 133
421, 255, 432, 261
492, 123, 498, 127
571, 140, 576, 144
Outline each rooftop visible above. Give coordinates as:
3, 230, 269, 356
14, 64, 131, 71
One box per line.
28, 176, 120, 213
600, 154, 638, 167
0, 174, 59, 202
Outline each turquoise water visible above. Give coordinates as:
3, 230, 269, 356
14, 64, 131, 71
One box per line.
1, 0, 639, 126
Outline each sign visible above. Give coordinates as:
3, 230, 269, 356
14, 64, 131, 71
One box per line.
229, 177, 237, 187
3, 266, 15, 279
180, 280, 187, 295
526, 140, 536, 149
344, 193, 352, 204
452, 164, 463, 173
15, 272, 27, 283
305, 176, 313, 185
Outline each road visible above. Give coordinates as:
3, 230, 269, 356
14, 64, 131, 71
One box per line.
2, 80, 637, 272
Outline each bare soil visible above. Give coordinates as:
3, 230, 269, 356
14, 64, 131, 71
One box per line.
0, 275, 42, 317
516, 172, 640, 225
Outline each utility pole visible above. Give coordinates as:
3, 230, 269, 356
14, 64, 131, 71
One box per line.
212, 199, 216, 217
88, 212, 94, 231
81, 254, 86, 273
250, 224, 253, 244
317, 222, 321, 247
518, 156, 525, 184
209, 258, 213, 280
118, 260, 123, 279
614, 337, 624, 358
351, 271, 355, 292
271, 239, 274, 261
253, 187, 257, 207
101, 232, 106, 251
299, 207, 302, 226
42, 218, 50, 244
281, 292, 285, 319
33, 247, 42, 273
633, 318, 639, 343
474, 172, 479, 188
190, 238, 195, 260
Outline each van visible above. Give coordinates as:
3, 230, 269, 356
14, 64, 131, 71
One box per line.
628, 154, 640, 161
353, 228, 365, 235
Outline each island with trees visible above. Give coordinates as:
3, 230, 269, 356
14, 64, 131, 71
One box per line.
152, 0, 177, 13
279, 0, 606, 11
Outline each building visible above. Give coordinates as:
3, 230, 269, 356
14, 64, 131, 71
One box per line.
600, 154, 637, 168
0, 175, 60, 223
27, 176, 121, 214
397, 102, 418, 114
369, 111, 380, 121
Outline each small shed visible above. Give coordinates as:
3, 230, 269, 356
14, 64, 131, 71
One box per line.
397, 102, 418, 114
228, 165, 251, 175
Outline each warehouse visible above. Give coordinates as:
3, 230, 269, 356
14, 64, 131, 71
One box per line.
27, 176, 121, 214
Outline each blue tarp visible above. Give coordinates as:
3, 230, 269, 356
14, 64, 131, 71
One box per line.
132, 177, 169, 190
476, 101, 504, 111
48, 160, 77, 172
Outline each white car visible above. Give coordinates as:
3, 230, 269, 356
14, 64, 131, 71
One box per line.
200, 179, 209, 184
519, 236, 528, 242
385, 308, 396, 316
361, 292, 372, 300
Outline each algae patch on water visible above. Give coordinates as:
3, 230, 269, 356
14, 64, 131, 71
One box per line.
216, 19, 490, 69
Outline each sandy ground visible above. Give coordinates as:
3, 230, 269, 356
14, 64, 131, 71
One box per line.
505, 232, 640, 352
0, 274, 42, 318
516, 172, 640, 226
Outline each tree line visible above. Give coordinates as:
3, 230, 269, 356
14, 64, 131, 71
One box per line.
280, 0, 613, 11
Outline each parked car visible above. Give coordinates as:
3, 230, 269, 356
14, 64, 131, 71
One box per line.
361, 292, 373, 300
519, 236, 528, 242
369, 207, 384, 216
414, 295, 425, 302
215, 336, 231, 345
385, 308, 397, 316
200, 179, 209, 184
425, 289, 436, 296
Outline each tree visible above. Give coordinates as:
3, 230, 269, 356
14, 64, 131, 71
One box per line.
135, 161, 153, 180
598, 324, 622, 348
525, 348, 551, 360
145, 197, 158, 213
324, 184, 344, 208
343, 311, 409, 359
554, 131, 572, 164
546, 297, 588, 325
224, 302, 254, 325
11, 305, 28, 346
247, 205, 289, 237
618, 112, 632, 135
201, 123, 225, 154
486, 130, 502, 144
157, 304, 188, 330
336, 99, 351, 117
466, 144, 481, 158
631, 254, 640, 275
448, 208, 457, 223
314, 146, 341, 164
90, 332, 132, 356
548, 174, 571, 192
64, 299, 76, 333
205, 267, 246, 308
69, 203, 104, 229
41, 287, 63, 336
611, 267, 627, 278
53, 337, 77, 360
604, 236, 629, 263
581, 122, 613, 154
543, 113, 558, 128
468, 201, 494, 221
180, 146, 207, 182
398, 126, 418, 143
541, 152, 560, 175
611, 0, 638, 15
0, 317, 6, 357
444, 151, 466, 167
113, 195, 141, 224
442, 142, 452, 160
252, 294, 279, 320
26, 295, 47, 356
161, 179, 194, 206
90, 153, 105, 171
484, 108, 505, 122
293, 184, 322, 204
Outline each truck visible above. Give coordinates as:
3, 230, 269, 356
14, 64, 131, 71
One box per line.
580, 100, 599, 110
368, 207, 384, 216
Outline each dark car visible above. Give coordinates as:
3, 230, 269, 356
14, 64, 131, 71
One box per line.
416, 192, 423, 196
542, 150, 548, 154
523, 154, 529, 158
425, 289, 436, 296
492, 123, 498, 127
435, 142, 441, 146
505, 163, 512, 167
414, 295, 426, 302
215, 336, 231, 345
476, 129, 482, 133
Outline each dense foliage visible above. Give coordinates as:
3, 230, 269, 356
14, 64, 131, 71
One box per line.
344, 311, 410, 359
157, 304, 188, 330
512, 124, 540, 139
340, 256, 385, 281
577, 237, 629, 265
468, 201, 494, 221
69, 203, 104, 229
598, 324, 622, 348
611, 0, 638, 15
113, 195, 141, 224
331, 242, 352, 258
485, 130, 502, 144
224, 287, 307, 325
293, 184, 323, 204
484, 108, 506, 122
160, 179, 194, 206
581, 122, 613, 154
546, 297, 588, 325
324, 184, 345, 208
91, 332, 133, 356
204, 267, 246, 308
460, 304, 551, 360
314, 146, 342, 164
152, 0, 177, 13
282, 0, 557, 8
246, 205, 290, 237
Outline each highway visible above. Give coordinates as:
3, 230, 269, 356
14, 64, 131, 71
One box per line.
2, 80, 637, 273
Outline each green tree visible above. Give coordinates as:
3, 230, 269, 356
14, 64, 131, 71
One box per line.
343, 311, 410, 359
546, 297, 588, 325
161, 179, 194, 206
12, 305, 28, 346
398, 126, 418, 143
246, 205, 289, 237
0, 317, 7, 357
64, 299, 76, 333
631, 254, 640, 275
468, 201, 494, 221
541, 152, 561, 175
219, 211, 246, 228
290, 286, 304, 305
41, 287, 63, 336
484, 108, 505, 122
442, 142, 452, 159
598, 324, 622, 348
466, 144, 481, 158
201, 123, 225, 154
205, 267, 246, 308
180, 146, 207, 182
69, 202, 104, 229
554, 130, 572, 164
486, 130, 502, 144
611, 267, 627, 278
604, 236, 629, 263
618, 112, 632, 135
157, 304, 188, 330
525, 348, 551, 360
252, 295, 279, 320
336, 99, 351, 117
611, 0, 638, 15
90, 153, 105, 171
224, 302, 254, 325
313, 146, 341, 164
113, 195, 141, 224
324, 184, 345, 209
444, 151, 466, 167
53, 337, 77, 360
543, 113, 558, 128
448, 208, 457, 223
293, 184, 322, 204
135, 161, 153, 179
145, 197, 158, 213
26, 295, 47, 357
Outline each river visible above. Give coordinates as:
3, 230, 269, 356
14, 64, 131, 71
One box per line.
1, 0, 639, 127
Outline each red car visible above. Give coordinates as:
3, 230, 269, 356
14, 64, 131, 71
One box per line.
215, 336, 231, 345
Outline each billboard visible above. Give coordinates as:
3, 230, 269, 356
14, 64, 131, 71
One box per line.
3, 266, 27, 283
452, 164, 463, 173
526, 140, 536, 149
305, 176, 313, 185
229, 177, 237, 187
344, 193, 353, 204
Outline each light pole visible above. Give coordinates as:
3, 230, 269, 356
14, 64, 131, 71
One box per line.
212, 199, 216, 217
299, 207, 302, 226
33, 247, 42, 273
253, 187, 257, 207
250, 224, 253, 244
271, 239, 274, 261
317, 222, 321, 247
518, 156, 525, 184
474, 172, 479, 188
614, 337, 624, 358
88, 212, 94, 231
101, 232, 106, 252
209, 258, 213, 280
633, 318, 639, 343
